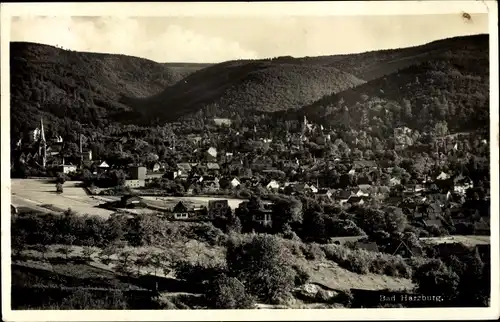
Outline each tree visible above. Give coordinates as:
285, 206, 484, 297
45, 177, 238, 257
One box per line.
116, 250, 133, 276
413, 259, 459, 301
434, 121, 448, 137
135, 252, 150, 276
56, 244, 73, 260
226, 234, 296, 304
82, 246, 97, 261
206, 274, 256, 309
100, 243, 119, 263
384, 207, 408, 234
33, 244, 50, 260
271, 197, 303, 233
455, 249, 489, 306
150, 253, 165, 278
56, 172, 69, 184
12, 230, 27, 257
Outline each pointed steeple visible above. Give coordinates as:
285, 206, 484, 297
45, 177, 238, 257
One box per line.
40, 118, 46, 142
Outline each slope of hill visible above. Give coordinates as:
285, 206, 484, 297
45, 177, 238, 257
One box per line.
275, 34, 490, 81
9, 42, 208, 138
10, 34, 489, 135
281, 34, 489, 134
121, 61, 365, 123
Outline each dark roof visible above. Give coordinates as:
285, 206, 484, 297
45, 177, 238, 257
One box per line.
317, 188, 332, 195
336, 190, 352, 199
329, 235, 368, 244
474, 220, 490, 231
353, 160, 377, 169
347, 196, 363, 204
424, 219, 443, 227
177, 163, 192, 171
206, 163, 220, 170
173, 201, 190, 212
357, 242, 379, 252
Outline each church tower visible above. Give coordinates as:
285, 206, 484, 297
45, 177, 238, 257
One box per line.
39, 118, 47, 168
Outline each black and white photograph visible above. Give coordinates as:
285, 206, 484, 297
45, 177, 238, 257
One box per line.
1, 1, 498, 321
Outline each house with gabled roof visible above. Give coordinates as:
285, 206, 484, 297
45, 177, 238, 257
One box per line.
205, 147, 218, 161
206, 162, 221, 176
317, 188, 334, 199
436, 171, 451, 181
230, 177, 241, 188
167, 201, 209, 221
177, 163, 192, 177
474, 218, 490, 235
335, 190, 353, 205
151, 162, 161, 172
389, 177, 401, 187
58, 163, 78, 174
355, 184, 372, 196
453, 175, 473, 194
201, 176, 220, 192
346, 196, 366, 206
265, 179, 280, 191
305, 184, 318, 194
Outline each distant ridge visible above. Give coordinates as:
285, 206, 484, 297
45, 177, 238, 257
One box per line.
10, 34, 489, 135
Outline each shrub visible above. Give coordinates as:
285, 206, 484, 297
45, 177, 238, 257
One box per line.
343, 253, 369, 274
284, 240, 304, 257
174, 261, 225, 285
226, 234, 296, 304
58, 289, 128, 309
206, 274, 256, 309
333, 290, 354, 308
56, 183, 63, 194
321, 244, 411, 278
301, 243, 325, 260
315, 288, 333, 303
183, 223, 227, 246
321, 244, 346, 263
56, 172, 69, 184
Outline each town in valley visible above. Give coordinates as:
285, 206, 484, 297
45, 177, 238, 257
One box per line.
8, 14, 492, 310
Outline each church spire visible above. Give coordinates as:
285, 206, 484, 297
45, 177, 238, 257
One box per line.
39, 118, 47, 168
40, 118, 46, 143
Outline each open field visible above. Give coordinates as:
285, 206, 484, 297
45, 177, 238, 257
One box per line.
11, 179, 115, 218
419, 235, 490, 247
304, 259, 414, 292
11, 179, 248, 217
141, 196, 247, 210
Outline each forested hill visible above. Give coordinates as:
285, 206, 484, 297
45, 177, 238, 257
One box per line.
277, 34, 489, 135
121, 61, 365, 124
10, 34, 489, 137
9, 42, 210, 138
278, 34, 490, 81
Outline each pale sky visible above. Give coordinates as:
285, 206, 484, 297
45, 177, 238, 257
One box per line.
10, 14, 488, 63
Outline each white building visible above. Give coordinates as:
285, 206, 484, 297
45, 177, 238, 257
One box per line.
230, 178, 241, 188
266, 180, 280, 191
59, 164, 77, 174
